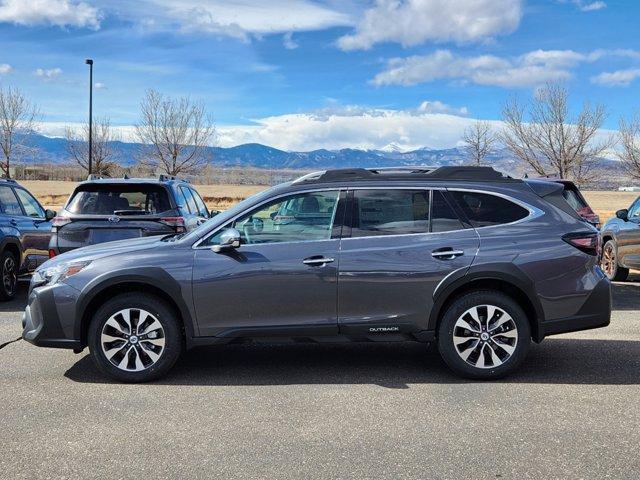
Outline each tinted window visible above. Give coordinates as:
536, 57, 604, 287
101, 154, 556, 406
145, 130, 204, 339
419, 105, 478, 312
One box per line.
629, 198, 640, 220
450, 191, 529, 228
562, 187, 588, 212
352, 190, 429, 237
0, 187, 22, 215
190, 188, 209, 217
15, 188, 45, 218
205, 191, 340, 245
66, 184, 171, 215
174, 187, 189, 212
431, 191, 464, 232
180, 186, 198, 214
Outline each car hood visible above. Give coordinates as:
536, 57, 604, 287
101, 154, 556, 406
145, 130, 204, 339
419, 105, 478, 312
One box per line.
40, 235, 166, 269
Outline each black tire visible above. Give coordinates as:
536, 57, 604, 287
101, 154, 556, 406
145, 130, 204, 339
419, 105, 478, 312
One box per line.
87, 292, 183, 382
437, 290, 531, 380
0, 250, 18, 301
601, 240, 629, 282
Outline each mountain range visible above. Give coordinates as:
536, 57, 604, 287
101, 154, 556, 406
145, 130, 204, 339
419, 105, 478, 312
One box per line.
21, 133, 620, 180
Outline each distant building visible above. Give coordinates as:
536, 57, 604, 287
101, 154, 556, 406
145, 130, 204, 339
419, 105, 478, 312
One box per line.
619, 186, 640, 192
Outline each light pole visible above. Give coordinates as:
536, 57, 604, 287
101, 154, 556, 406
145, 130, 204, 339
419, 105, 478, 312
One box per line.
85, 58, 93, 175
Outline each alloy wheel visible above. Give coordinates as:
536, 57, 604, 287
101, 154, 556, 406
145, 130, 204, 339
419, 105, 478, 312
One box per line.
100, 308, 166, 372
452, 304, 518, 369
601, 243, 615, 278
3, 256, 16, 296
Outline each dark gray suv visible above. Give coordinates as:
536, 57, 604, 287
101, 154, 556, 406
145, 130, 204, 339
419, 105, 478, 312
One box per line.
22, 167, 611, 382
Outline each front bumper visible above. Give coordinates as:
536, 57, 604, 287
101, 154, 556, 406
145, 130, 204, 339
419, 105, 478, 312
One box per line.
22, 282, 82, 349
537, 276, 611, 340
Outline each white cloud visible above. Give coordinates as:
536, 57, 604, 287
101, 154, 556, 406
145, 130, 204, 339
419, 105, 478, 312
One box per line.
337, 0, 522, 51
283, 32, 298, 50
371, 49, 589, 88
94, 82, 107, 90
417, 100, 468, 116
0, 63, 12, 75
0, 0, 101, 29
591, 69, 640, 86
35, 67, 62, 81
127, 0, 351, 39
568, 0, 606, 11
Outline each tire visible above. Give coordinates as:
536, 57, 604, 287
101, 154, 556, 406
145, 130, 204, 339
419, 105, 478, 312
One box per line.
437, 290, 531, 380
87, 292, 183, 382
0, 250, 18, 301
601, 240, 629, 282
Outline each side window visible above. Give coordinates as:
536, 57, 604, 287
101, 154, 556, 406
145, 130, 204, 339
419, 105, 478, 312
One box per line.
628, 198, 640, 220
180, 186, 197, 214
14, 188, 45, 218
431, 191, 464, 232
174, 187, 189, 212
449, 191, 529, 228
0, 186, 23, 216
190, 188, 209, 217
205, 191, 340, 246
352, 189, 429, 237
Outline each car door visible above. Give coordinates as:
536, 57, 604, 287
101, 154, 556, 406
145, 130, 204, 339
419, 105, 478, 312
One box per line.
12, 187, 51, 268
617, 198, 640, 268
192, 189, 346, 337
337, 188, 479, 335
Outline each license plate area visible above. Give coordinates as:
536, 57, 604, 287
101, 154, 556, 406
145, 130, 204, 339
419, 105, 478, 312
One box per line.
89, 228, 141, 243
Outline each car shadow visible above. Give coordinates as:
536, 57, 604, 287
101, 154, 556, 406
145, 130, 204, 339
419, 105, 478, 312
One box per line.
611, 272, 640, 310
64, 336, 640, 387
0, 281, 29, 313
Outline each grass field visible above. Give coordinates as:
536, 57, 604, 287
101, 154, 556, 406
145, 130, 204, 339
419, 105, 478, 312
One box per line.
20, 180, 639, 224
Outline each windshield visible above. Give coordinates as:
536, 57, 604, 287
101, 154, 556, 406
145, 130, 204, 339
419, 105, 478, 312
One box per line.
66, 184, 172, 215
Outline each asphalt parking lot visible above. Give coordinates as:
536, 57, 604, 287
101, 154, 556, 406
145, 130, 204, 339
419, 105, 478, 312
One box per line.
1, 278, 639, 479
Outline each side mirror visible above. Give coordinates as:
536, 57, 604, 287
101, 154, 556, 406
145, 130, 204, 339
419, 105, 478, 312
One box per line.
616, 209, 629, 221
209, 210, 220, 218
211, 228, 241, 253
45, 209, 56, 221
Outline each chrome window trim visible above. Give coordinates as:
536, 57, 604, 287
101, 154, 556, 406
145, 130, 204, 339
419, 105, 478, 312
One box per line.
193, 185, 544, 249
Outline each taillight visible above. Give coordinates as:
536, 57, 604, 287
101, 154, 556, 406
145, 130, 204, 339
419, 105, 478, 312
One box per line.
160, 216, 186, 233
48, 249, 56, 259
562, 231, 600, 256
51, 216, 71, 231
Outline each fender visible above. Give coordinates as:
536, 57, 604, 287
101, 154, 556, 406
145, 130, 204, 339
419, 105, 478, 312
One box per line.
0, 235, 24, 266
74, 267, 196, 342
427, 262, 545, 332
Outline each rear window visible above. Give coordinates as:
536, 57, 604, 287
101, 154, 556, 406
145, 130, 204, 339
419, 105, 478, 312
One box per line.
450, 191, 529, 228
562, 188, 588, 212
66, 184, 172, 215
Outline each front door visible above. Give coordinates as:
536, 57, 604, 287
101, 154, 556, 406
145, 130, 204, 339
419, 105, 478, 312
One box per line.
337, 189, 479, 334
192, 189, 345, 337
618, 198, 640, 268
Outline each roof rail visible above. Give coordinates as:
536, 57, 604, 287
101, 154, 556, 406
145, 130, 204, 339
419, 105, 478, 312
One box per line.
292, 165, 513, 184
0, 177, 17, 183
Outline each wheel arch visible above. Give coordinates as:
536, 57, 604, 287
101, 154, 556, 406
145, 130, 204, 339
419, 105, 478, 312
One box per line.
0, 236, 23, 267
429, 264, 544, 342
75, 269, 196, 348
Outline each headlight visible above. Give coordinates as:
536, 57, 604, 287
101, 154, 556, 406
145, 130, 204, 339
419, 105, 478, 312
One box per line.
32, 261, 92, 287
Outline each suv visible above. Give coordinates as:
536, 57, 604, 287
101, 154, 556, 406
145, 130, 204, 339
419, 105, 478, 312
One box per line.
600, 196, 640, 281
48, 175, 212, 256
0, 178, 55, 300
23, 167, 611, 382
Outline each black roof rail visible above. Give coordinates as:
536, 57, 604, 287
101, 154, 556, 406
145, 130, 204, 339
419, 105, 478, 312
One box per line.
293, 166, 514, 184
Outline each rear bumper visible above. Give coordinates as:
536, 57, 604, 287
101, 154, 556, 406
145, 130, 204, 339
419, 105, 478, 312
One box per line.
22, 282, 82, 349
537, 276, 611, 340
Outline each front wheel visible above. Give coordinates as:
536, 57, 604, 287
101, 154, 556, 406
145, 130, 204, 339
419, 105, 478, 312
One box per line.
437, 290, 531, 380
601, 240, 629, 282
0, 250, 18, 301
88, 293, 183, 382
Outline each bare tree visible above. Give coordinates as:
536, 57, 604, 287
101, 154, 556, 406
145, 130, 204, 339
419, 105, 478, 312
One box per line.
500, 83, 612, 184
617, 114, 640, 180
135, 89, 215, 176
462, 120, 497, 165
65, 117, 120, 176
0, 86, 39, 178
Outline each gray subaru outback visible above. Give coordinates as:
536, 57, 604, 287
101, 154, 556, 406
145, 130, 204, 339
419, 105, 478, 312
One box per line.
22, 166, 611, 382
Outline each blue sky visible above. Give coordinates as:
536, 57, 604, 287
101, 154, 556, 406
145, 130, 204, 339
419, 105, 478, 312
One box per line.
0, 0, 638, 151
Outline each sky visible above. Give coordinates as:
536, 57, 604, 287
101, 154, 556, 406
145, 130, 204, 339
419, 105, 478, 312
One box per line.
0, 0, 639, 151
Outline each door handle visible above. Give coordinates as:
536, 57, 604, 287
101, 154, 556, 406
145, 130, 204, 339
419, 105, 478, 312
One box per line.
10, 219, 17, 226
431, 248, 464, 260
303, 256, 335, 266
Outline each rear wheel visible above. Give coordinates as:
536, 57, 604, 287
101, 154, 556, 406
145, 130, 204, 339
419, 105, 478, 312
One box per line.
601, 240, 629, 282
0, 250, 18, 301
88, 293, 183, 382
437, 290, 531, 380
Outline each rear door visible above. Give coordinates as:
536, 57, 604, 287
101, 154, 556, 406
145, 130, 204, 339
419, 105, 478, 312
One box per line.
337, 188, 479, 335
